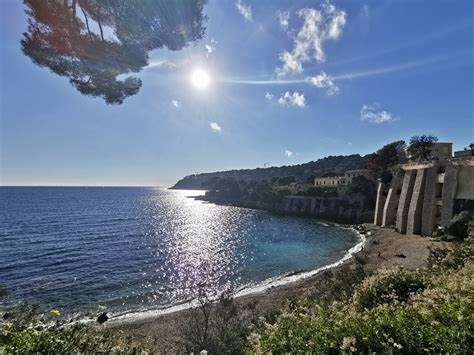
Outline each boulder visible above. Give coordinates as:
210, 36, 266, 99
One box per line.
97, 312, 108, 324
445, 211, 472, 241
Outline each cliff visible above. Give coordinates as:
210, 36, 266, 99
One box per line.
171, 154, 370, 190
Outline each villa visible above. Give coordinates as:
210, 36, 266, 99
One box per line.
314, 169, 370, 191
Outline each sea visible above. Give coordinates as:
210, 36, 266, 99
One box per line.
0, 187, 361, 318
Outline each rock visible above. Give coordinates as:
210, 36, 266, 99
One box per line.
97, 312, 108, 324
445, 211, 472, 241
445, 235, 457, 242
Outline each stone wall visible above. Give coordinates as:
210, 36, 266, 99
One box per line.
421, 166, 439, 236
381, 171, 404, 227
283, 195, 368, 222
373, 182, 386, 225
441, 164, 458, 226
406, 168, 427, 235
396, 170, 416, 234
374, 158, 473, 236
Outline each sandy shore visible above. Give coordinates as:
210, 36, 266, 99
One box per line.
107, 224, 446, 352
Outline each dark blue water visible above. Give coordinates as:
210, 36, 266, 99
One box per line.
0, 187, 358, 315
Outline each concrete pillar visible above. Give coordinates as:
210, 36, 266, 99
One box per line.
441, 164, 458, 226
319, 200, 326, 214
382, 171, 404, 227
374, 182, 386, 225
338, 205, 344, 218
314, 199, 321, 216
396, 170, 417, 234
301, 198, 308, 213
421, 167, 438, 236
310, 198, 317, 214
406, 168, 427, 235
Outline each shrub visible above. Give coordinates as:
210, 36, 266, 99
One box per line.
250, 237, 473, 354
353, 268, 427, 310
178, 292, 249, 354
0, 301, 142, 353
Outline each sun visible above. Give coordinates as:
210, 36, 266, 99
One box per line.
190, 68, 211, 90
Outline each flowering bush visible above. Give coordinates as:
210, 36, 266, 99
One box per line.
353, 268, 427, 310
250, 237, 473, 354
0, 302, 142, 354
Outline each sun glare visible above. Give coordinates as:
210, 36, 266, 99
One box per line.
191, 68, 211, 90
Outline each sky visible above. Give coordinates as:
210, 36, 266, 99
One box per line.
0, 0, 473, 186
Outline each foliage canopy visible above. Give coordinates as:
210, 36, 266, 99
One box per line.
21, 0, 207, 104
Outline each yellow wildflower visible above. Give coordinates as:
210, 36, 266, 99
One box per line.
50, 309, 60, 316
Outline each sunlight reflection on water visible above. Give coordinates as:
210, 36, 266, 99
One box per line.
0, 187, 358, 314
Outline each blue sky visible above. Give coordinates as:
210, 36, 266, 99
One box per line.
0, 0, 473, 186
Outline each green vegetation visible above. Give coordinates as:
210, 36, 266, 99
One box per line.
201, 177, 338, 208
178, 292, 250, 354
250, 235, 474, 354
0, 289, 142, 353
367, 140, 406, 183
22, 0, 207, 104
408, 134, 439, 161
172, 154, 369, 190
432, 211, 473, 241
2, 229, 472, 353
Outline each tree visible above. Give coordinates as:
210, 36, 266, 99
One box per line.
347, 176, 372, 195
319, 172, 338, 178
367, 140, 406, 183
21, 0, 207, 104
408, 135, 438, 161
276, 176, 296, 186
305, 175, 316, 184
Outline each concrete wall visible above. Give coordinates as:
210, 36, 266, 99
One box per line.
441, 165, 458, 225
421, 166, 439, 236
396, 170, 416, 234
374, 182, 386, 225
381, 171, 404, 227
406, 168, 427, 235
282, 195, 368, 222
374, 158, 473, 236
456, 166, 474, 199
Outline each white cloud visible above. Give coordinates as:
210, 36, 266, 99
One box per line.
236, 0, 253, 21
278, 2, 346, 75
171, 100, 180, 109
278, 11, 290, 30
306, 72, 339, 95
361, 4, 370, 17
210, 122, 222, 132
360, 103, 399, 124
205, 38, 217, 56
145, 59, 177, 70
285, 149, 294, 157
265, 92, 274, 100
278, 91, 306, 108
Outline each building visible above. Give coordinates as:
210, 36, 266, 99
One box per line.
454, 144, 474, 158
314, 176, 345, 187
429, 142, 453, 160
344, 169, 370, 184
407, 142, 453, 161
314, 169, 370, 192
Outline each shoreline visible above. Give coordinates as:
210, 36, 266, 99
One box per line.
107, 225, 445, 351
107, 224, 365, 325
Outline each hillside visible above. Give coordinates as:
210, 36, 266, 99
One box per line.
171, 154, 370, 189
